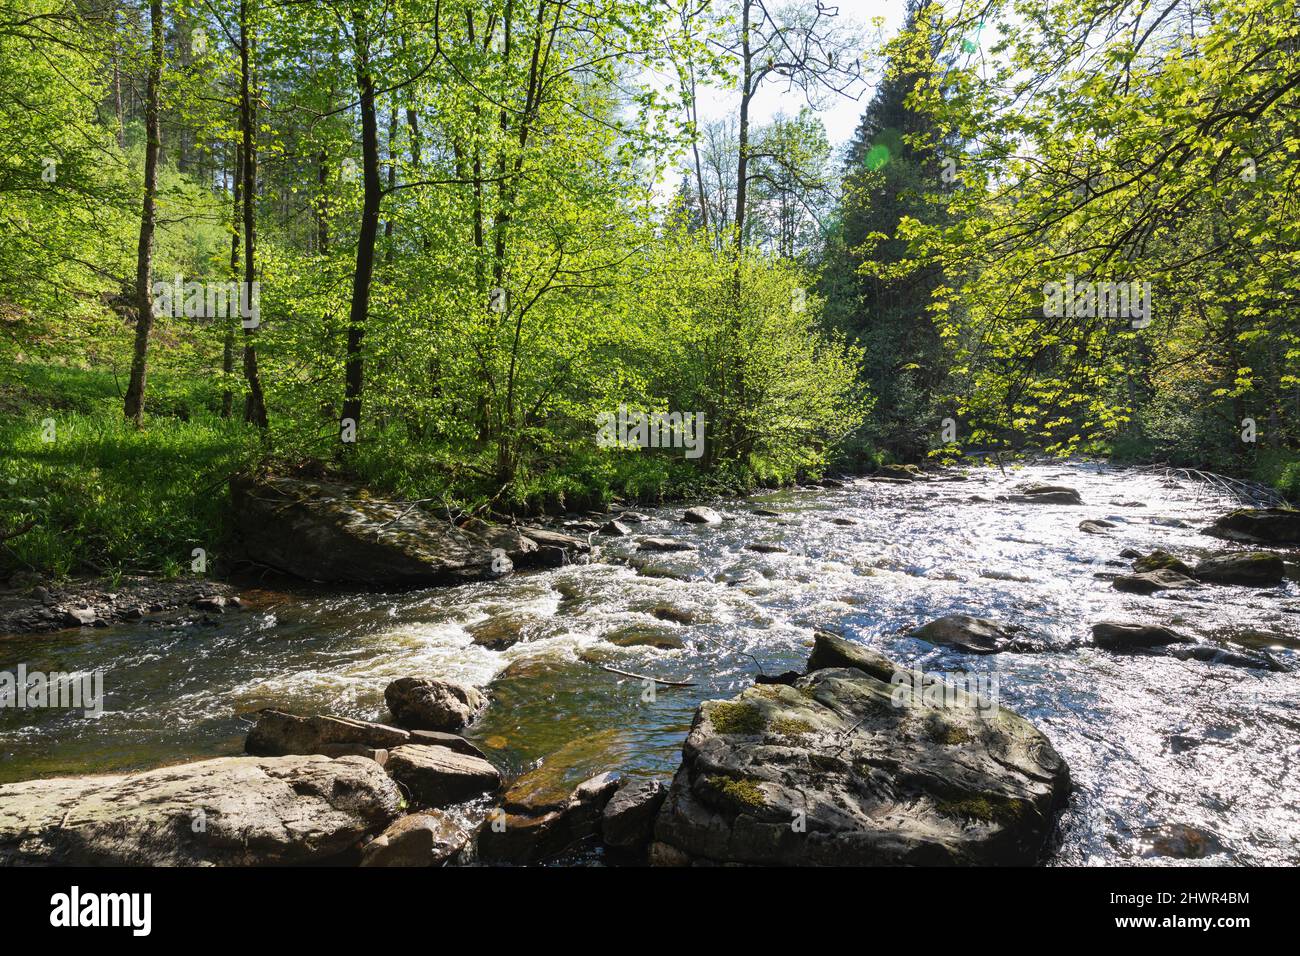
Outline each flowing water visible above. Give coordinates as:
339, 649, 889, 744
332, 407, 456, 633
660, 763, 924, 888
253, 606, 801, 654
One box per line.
3, 462, 1298, 864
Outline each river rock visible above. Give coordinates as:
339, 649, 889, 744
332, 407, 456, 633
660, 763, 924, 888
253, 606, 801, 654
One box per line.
806, 630, 901, 681
467, 613, 539, 650
517, 527, 593, 567
1078, 520, 1114, 535
600, 520, 632, 537
360, 811, 468, 866
1132, 550, 1193, 575
246, 710, 409, 757
478, 770, 623, 864
0, 755, 400, 865
229, 476, 546, 586
745, 542, 787, 553
602, 778, 669, 849
637, 537, 697, 552
385, 677, 487, 731
604, 625, 684, 650
1141, 823, 1227, 860
244, 709, 486, 760
682, 507, 723, 525
752, 508, 782, 517
1112, 569, 1201, 595
1163, 643, 1287, 672
876, 464, 923, 481
1091, 621, 1187, 649
385, 745, 501, 807
1193, 552, 1285, 586
650, 666, 1070, 866
1010, 485, 1083, 505
909, 614, 1031, 654
1205, 507, 1300, 546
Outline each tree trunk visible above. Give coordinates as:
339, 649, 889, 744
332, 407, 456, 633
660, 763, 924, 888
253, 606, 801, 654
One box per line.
239, 0, 269, 428
222, 141, 242, 418
340, 19, 382, 436
733, 0, 752, 256
123, 0, 163, 425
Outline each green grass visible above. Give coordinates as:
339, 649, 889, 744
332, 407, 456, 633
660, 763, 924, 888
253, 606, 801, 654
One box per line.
0, 362, 843, 580
1253, 448, 1300, 503
1, 401, 260, 580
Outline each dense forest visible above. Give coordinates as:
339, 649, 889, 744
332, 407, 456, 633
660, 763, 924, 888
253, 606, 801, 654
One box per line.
2, 0, 1298, 580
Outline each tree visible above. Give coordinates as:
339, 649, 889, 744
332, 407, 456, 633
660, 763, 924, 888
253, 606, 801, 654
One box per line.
122, 0, 164, 424
818, 0, 953, 460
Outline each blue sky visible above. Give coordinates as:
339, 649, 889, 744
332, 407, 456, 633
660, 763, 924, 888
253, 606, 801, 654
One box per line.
692, 0, 908, 151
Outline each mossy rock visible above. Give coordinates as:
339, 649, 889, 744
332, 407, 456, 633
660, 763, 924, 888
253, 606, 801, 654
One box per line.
654, 666, 1070, 866
1133, 549, 1192, 576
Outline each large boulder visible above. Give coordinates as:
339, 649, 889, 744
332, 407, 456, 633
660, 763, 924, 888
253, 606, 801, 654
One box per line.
385, 677, 487, 732
385, 745, 501, 807
1193, 552, 1285, 587
681, 507, 724, 525
651, 664, 1070, 866
1205, 508, 1300, 546
230, 476, 537, 586
360, 811, 468, 867
0, 755, 400, 866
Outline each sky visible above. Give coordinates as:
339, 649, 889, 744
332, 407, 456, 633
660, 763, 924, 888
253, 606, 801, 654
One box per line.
692, 0, 909, 153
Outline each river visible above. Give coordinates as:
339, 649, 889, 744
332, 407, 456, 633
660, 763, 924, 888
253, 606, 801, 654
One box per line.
2, 461, 1297, 864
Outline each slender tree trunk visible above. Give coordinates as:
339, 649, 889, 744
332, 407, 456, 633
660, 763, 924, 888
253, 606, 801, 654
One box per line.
385, 105, 397, 260
733, 0, 752, 257
222, 141, 241, 418
340, 18, 382, 435
239, 0, 269, 428
123, 0, 163, 424
113, 44, 125, 148
316, 150, 329, 254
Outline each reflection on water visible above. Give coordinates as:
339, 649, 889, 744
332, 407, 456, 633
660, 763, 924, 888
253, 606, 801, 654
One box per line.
2, 463, 1298, 864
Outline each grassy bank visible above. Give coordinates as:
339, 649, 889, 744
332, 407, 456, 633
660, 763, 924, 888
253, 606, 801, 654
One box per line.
0, 365, 843, 581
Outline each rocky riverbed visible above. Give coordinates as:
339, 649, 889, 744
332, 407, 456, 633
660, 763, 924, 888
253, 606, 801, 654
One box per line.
1, 462, 1298, 865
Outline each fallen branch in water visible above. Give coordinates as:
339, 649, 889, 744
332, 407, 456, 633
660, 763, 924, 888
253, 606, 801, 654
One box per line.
582, 659, 695, 687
